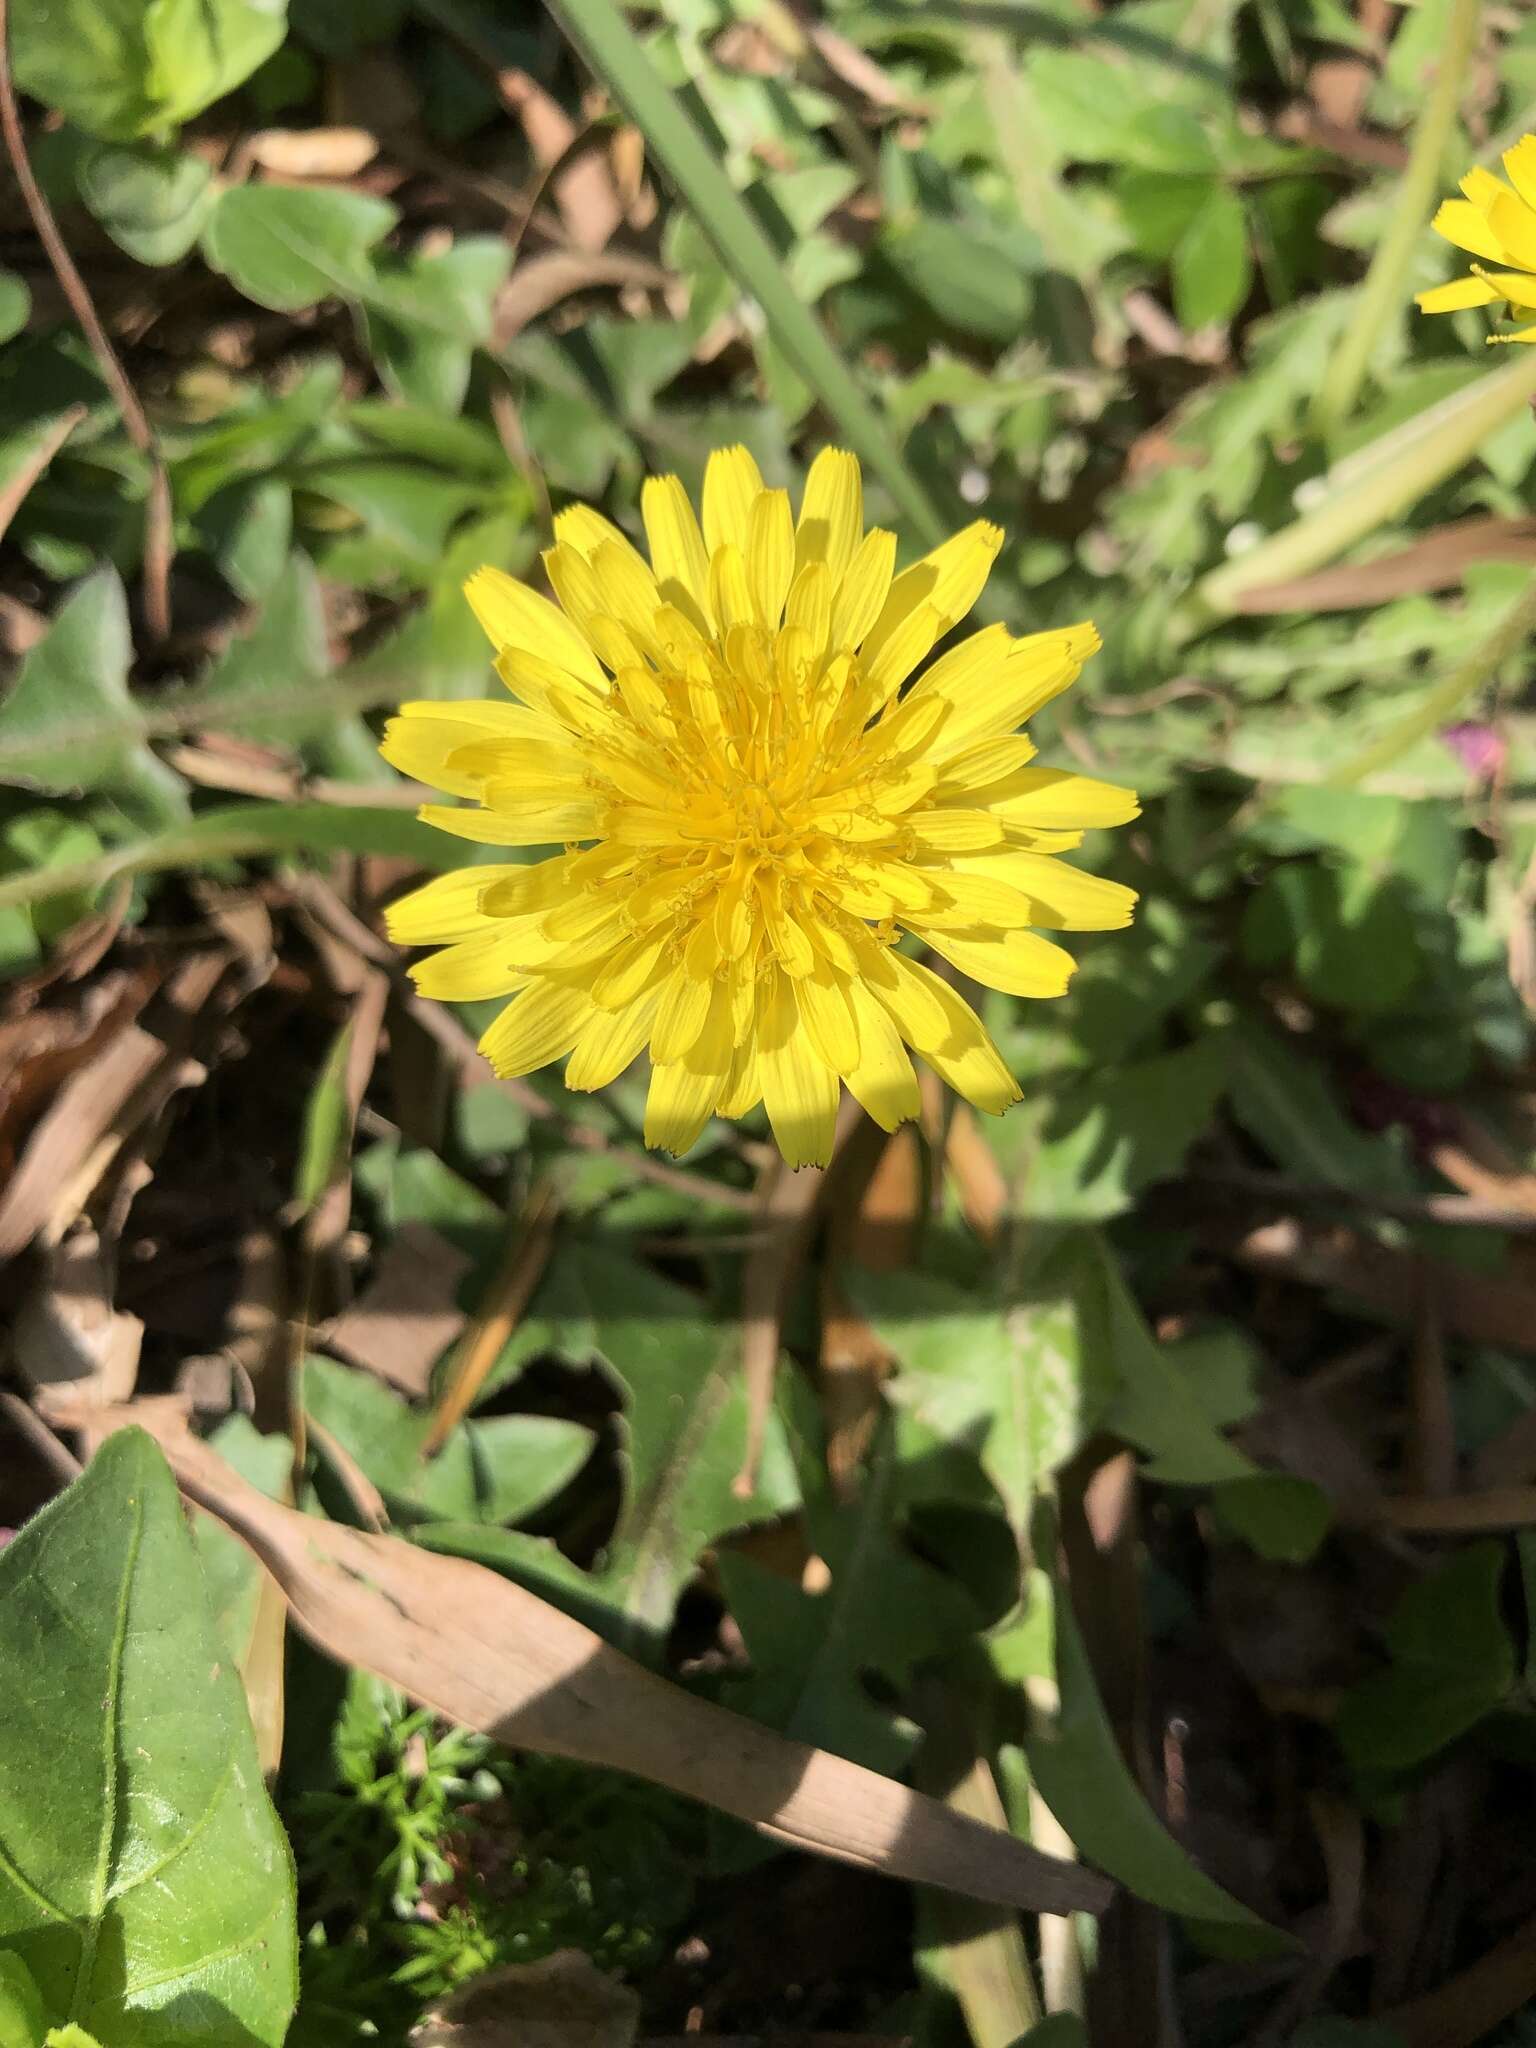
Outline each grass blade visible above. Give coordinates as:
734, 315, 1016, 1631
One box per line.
542, 0, 950, 543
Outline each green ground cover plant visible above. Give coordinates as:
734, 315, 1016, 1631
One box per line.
5, 0, 1536, 2041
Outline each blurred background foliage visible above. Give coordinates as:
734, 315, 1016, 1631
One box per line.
6, 0, 1536, 2041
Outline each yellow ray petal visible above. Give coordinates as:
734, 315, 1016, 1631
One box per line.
980, 767, 1140, 831
746, 487, 795, 629
1430, 197, 1506, 264
479, 981, 593, 1077
716, 1040, 762, 1118
793, 957, 860, 1073
861, 521, 1002, 677
644, 1058, 723, 1156
844, 980, 920, 1133
1416, 275, 1501, 313
875, 954, 1020, 1116
463, 566, 607, 692
758, 969, 841, 1168
381, 704, 561, 798
565, 992, 659, 1091
702, 445, 765, 557
795, 448, 863, 582
651, 963, 715, 1063
417, 799, 602, 846
411, 930, 534, 1001
642, 473, 713, 630
960, 848, 1138, 930
914, 926, 1077, 998
829, 526, 897, 654
385, 862, 532, 945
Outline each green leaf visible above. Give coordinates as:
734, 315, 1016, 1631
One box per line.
0, 800, 471, 917
423, 1244, 800, 1650
75, 144, 215, 266
365, 238, 511, 414
1211, 1474, 1332, 1564
1336, 1543, 1515, 1773
0, 570, 187, 827
202, 184, 396, 313
1091, 1249, 1258, 1486
719, 1429, 980, 1773
855, 1250, 1112, 1538
0, 1952, 47, 2048
1171, 184, 1250, 329
1027, 1577, 1276, 1939
304, 1355, 594, 1526
0, 1430, 297, 2044
10, 0, 286, 141
1227, 1021, 1413, 1195
191, 1418, 292, 1665
0, 271, 31, 346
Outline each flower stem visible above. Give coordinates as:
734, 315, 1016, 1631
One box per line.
1312, 0, 1483, 435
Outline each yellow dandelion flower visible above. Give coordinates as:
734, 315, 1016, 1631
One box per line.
1417, 135, 1536, 342
382, 449, 1138, 1168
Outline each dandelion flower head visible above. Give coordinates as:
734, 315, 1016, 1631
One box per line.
1417, 136, 1536, 341
383, 449, 1139, 1167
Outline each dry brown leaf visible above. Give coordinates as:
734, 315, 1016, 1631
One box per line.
13, 1224, 142, 1408
1230, 516, 1536, 613
324, 1220, 472, 1398
494, 250, 672, 341
414, 1950, 638, 2048
247, 127, 380, 178
117, 1416, 1112, 1917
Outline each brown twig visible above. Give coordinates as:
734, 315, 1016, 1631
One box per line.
0, 0, 174, 640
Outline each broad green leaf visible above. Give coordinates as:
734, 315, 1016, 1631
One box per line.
0, 570, 187, 827
1226, 1020, 1413, 1196
191, 1417, 292, 1665
854, 1253, 1111, 1537
1089, 1244, 1258, 1486
1171, 184, 1251, 329
194, 553, 333, 744
1026, 1578, 1275, 1939
365, 238, 511, 414
10, 0, 285, 139
202, 184, 396, 313
1336, 1543, 1515, 1773
0, 272, 30, 346
423, 1243, 800, 1650
0, 1430, 297, 2045
304, 1354, 594, 1526
718, 1430, 980, 1772
75, 144, 215, 266
1211, 1474, 1332, 1564
0, 1952, 46, 2048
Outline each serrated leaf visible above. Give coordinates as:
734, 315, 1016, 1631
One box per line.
421, 1244, 800, 1651
0, 1430, 297, 2045
719, 1428, 980, 1773
0, 570, 187, 827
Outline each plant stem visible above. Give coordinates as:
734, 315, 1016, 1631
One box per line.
1326, 563, 1536, 786
1175, 344, 1536, 640
1313, 0, 1482, 435
543, 0, 950, 544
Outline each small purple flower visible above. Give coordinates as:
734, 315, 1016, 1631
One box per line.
1441, 721, 1506, 781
